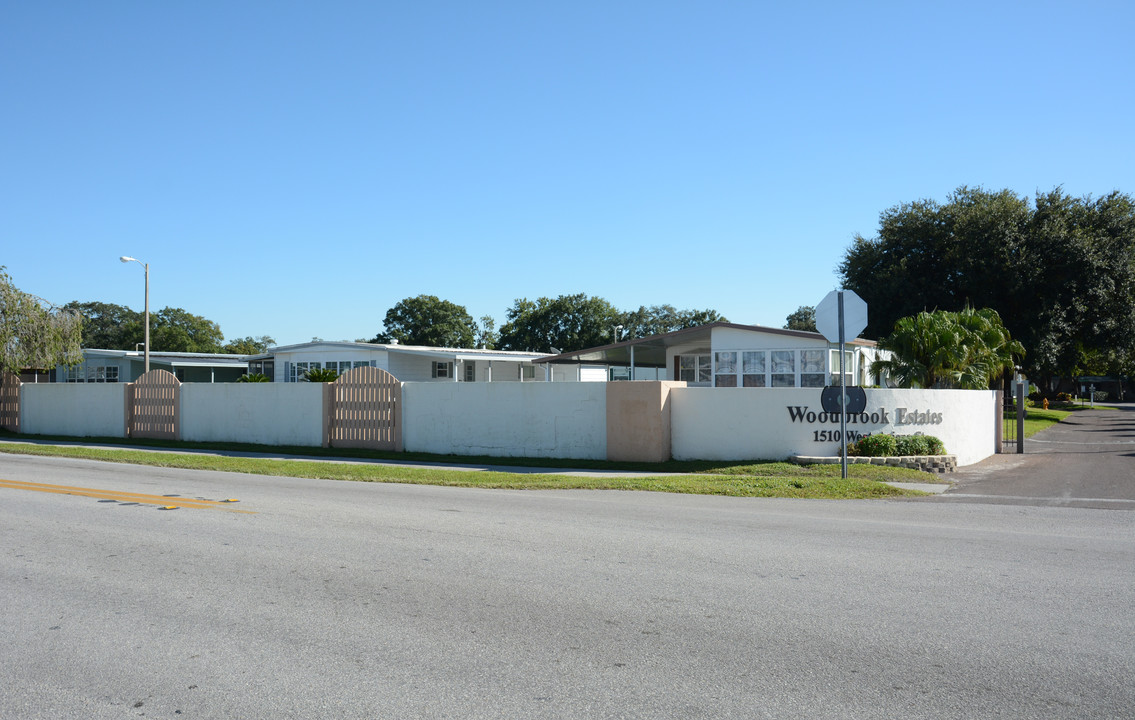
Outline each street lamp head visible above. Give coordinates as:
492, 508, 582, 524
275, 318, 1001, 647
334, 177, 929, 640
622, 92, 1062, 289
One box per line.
120, 256, 136, 263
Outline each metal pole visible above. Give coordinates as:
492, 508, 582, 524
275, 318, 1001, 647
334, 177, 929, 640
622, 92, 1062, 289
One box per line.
838, 291, 848, 479
1016, 375, 1025, 454
143, 263, 150, 374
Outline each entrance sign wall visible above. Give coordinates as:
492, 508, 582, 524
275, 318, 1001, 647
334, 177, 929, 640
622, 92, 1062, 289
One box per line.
670, 387, 997, 466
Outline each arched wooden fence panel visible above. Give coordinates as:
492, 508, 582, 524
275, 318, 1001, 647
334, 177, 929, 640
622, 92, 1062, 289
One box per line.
126, 369, 181, 440
323, 366, 402, 451
0, 372, 20, 433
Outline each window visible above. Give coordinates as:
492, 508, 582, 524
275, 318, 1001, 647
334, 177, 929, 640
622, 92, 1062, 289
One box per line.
464, 361, 476, 382
714, 352, 737, 387
679, 354, 712, 385
432, 361, 452, 379
290, 361, 322, 382
771, 351, 795, 387
800, 350, 825, 387
742, 351, 766, 387
68, 365, 119, 383
828, 349, 855, 386
248, 360, 274, 377
519, 365, 536, 380
325, 360, 362, 376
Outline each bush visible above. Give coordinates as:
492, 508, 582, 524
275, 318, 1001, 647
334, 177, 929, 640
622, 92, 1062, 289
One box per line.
848, 434, 896, 457
1056, 392, 1073, 402
848, 433, 946, 457
304, 368, 339, 382
236, 373, 270, 383
1092, 391, 1109, 402
898, 434, 945, 455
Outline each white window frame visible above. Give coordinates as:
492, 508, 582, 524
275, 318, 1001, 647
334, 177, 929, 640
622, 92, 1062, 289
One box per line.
714, 352, 737, 387
800, 349, 826, 388
828, 349, 856, 386
742, 351, 767, 387
678, 354, 713, 386
770, 350, 796, 387
290, 361, 323, 382
710, 348, 836, 388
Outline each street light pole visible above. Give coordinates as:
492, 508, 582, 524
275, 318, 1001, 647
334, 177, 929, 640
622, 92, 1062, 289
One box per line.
120, 256, 150, 373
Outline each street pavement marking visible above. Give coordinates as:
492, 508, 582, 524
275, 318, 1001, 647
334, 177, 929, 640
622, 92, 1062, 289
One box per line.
0, 479, 256, 513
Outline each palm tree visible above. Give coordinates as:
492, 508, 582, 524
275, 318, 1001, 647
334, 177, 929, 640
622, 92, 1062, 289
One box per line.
303, 368, 339, 383
873, 308, 1024, 389
955, 306, 1025, 389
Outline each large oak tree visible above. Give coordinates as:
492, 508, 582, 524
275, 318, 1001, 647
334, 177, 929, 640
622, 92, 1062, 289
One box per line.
373, 295, 478, 348
840, 186, 1135, 387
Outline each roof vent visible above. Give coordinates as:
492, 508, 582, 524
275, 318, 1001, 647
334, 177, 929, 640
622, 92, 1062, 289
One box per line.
389, 338, 399, 345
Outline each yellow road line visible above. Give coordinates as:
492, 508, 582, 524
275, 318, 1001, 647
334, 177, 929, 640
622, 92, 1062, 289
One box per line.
0, 479, 255, 513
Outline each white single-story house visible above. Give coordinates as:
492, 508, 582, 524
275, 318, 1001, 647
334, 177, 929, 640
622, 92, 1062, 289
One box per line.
248, 341, 552, 383
534, 322, 890, 387
52, 349, 251, 383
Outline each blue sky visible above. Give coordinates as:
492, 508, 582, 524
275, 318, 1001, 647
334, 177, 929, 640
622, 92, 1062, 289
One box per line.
3, 1, 1133, 347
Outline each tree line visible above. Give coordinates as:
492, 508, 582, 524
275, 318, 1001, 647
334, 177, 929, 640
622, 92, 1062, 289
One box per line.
59, 301, 274, 356
5, 183, 1132, 389
372, 294, 727, 352
839, 186, 1135, 389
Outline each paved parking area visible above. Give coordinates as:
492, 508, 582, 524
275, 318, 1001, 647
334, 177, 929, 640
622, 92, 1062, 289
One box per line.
932, 403, 1135, 509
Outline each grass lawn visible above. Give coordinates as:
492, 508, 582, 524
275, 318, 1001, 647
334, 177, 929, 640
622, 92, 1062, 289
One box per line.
0, 431, 941, 500
1018, 403, 1113, 437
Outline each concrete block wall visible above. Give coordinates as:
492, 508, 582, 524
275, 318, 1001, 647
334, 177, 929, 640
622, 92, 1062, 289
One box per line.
402, 382, 607, 459
20, 384, 127, 438
181, 383, 324, 446
10, 381, 1000, 467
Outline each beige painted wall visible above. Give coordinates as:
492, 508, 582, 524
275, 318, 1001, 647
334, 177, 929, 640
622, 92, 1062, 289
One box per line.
606, 381, 686, 462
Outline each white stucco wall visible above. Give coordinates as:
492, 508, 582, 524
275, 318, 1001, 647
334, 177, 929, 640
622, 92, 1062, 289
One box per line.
180, 383, 324, 446
402, 382, 607, 459
670, 387, 997, 466
21, 384, 127, 438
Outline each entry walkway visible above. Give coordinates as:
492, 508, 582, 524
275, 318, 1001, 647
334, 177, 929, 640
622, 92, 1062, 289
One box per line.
933, 403, 1135, 509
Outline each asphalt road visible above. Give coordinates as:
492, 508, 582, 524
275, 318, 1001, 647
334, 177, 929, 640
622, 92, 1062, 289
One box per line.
937, 403, 1135, 509
2, 453, 1132, 719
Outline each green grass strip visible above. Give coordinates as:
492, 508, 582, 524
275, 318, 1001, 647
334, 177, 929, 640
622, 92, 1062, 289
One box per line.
0, 440, 934, 499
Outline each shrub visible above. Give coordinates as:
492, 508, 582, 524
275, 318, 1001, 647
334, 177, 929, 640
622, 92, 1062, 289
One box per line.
848, 433, 946, 457
848, 433, 896, 457
1056, 392, 1073, 402
1092, 391, 1108, 402
236, 373, 270, 383
924, 436, 946, 455
895, 435, 929, 456
304, 368, 339, 382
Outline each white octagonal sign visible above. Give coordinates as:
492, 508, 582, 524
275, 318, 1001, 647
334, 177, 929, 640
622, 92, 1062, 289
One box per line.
815, 289, 868, 343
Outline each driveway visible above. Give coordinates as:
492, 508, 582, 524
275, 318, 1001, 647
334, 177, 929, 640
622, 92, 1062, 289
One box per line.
932, 403, 1135, 509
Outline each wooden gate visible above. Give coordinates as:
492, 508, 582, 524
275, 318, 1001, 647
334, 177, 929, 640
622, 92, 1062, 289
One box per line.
323, 367, 402, 451
126, 369, 181, 441
0, 371, 20, 433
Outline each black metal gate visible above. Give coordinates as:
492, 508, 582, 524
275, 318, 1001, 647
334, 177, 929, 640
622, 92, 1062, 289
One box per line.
1000, 388, 1024, 453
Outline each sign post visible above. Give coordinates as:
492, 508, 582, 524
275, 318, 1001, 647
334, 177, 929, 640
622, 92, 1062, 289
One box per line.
815, 289, 869, 478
